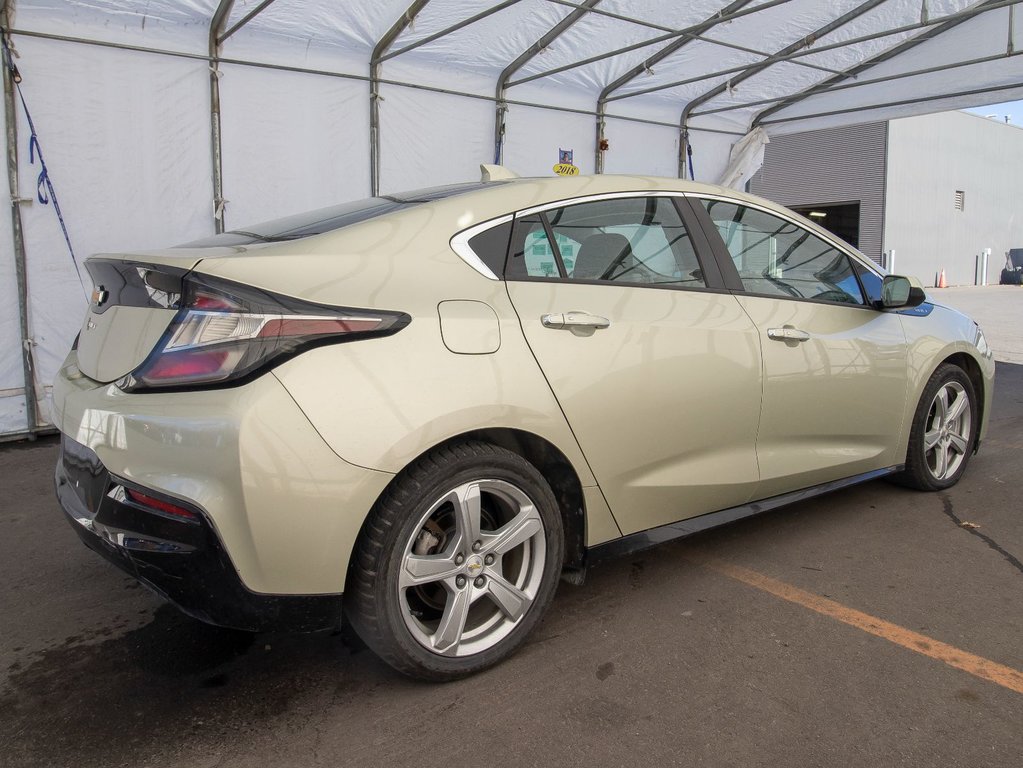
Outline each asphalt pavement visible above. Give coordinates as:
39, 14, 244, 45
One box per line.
2, 365, 1021, 767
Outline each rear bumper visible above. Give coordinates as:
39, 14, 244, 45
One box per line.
51, 352, 395, 597
55, 435, 341, 632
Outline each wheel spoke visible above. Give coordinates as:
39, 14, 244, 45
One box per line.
935, 386, 950, 424
946, 390, 969, 423
483, 505, 542, 556
486, 572, 532, 621
399, 554, 460, 589
949, 433, 969, 455
449, 483, 482, 549
431, 585, 472, 654
935, 438, 950, 478
924, 428, 941, 451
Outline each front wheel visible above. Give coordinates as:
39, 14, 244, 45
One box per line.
896, 363, 978, 491
345, 441, 564, 680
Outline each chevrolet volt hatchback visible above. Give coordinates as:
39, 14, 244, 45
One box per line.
53, 172, 994, 680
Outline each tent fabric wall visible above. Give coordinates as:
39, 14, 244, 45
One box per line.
504, 105, 596, 176
2, 0, 1023, 438
380, 85, 495, 192
600, 119, 678, 177
4, 34, 213, 433
220, 63, 371, 225
378, 58, 498, 192
0, 63, 25, 436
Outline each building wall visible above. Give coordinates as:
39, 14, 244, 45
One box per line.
750, 122, 888, 263
884, 112, 1023, 287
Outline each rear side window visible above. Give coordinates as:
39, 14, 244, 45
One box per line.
467, 221, 513, 276
700, 199, 864, 305
507, 215, 562, 278
506, 197, 706, 288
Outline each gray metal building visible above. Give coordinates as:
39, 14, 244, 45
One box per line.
750, 111, 1023, 287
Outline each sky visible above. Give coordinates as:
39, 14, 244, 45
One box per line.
963, 100, 1023, 126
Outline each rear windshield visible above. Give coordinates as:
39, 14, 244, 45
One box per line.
180, 181, 506, 248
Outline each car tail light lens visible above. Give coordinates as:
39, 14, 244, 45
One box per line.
118, 275, 410, 391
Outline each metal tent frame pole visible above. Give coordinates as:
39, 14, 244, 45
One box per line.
756, 81, 1023, 127
494, 0, 601, 167
594, 0, 756, 173
611, 0, 1022, 105
1, 0, 39, 437
750, 0, 1014, 126
208, 0, 236, 233
692, 51, 1023, 118
378, 0, 522, 64
678, 0, 888, 178
506, 0, 794, 89
371, 1, 431, 196
218, 0, 278, 45
547, 0, 841, 78
3, 26, 746, 138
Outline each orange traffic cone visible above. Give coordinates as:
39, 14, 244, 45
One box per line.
937, 268, 947, 288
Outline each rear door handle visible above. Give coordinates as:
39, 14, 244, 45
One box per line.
542, 312, 611, 330
767, 327, 810, 342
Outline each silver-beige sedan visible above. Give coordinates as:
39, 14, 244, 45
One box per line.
52, 172, 994, 680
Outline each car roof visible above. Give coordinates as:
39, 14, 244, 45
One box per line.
434, 173, 794, 222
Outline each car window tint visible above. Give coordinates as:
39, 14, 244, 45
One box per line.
551, 231, 580, 275
852, 259, 884, 305
467, 221, 512, 276
701, 199, 864, 305
544, 197, 705, 287
507, 215, 562, 278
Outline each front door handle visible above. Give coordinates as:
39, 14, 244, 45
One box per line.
767, 327, 810, 342
542, 312, 611, 330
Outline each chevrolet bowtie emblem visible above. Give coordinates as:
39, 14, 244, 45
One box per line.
91, 286, 109, 307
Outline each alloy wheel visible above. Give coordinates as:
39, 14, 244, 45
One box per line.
397, 479, 547, 657
923, 381, 972, 481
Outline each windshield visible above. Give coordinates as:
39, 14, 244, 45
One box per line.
180, 181, 506, 248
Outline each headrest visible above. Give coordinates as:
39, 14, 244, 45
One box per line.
573, 233, 633, 280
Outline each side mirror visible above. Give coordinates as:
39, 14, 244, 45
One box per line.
880, 274, 926, 309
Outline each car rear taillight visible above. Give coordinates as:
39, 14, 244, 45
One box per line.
117, 274, 410, 391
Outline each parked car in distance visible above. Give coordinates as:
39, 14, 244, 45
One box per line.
53, 169, 994, 680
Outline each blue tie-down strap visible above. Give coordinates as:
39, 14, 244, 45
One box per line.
29, 134, 49, 204
25, 124, 83, 287
3, 31, 86, 292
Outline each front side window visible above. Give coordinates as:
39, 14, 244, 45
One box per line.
851, 259, 884, 305
700, 199, 864, 305
506, 197, 706, 288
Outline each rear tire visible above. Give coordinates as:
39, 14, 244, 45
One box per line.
345, 440, 564, 681
895, 363, 978, 491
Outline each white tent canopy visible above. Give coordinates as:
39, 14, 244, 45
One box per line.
1, 0, 1021, 437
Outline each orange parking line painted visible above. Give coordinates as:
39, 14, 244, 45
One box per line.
704, 559, 1023, 695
